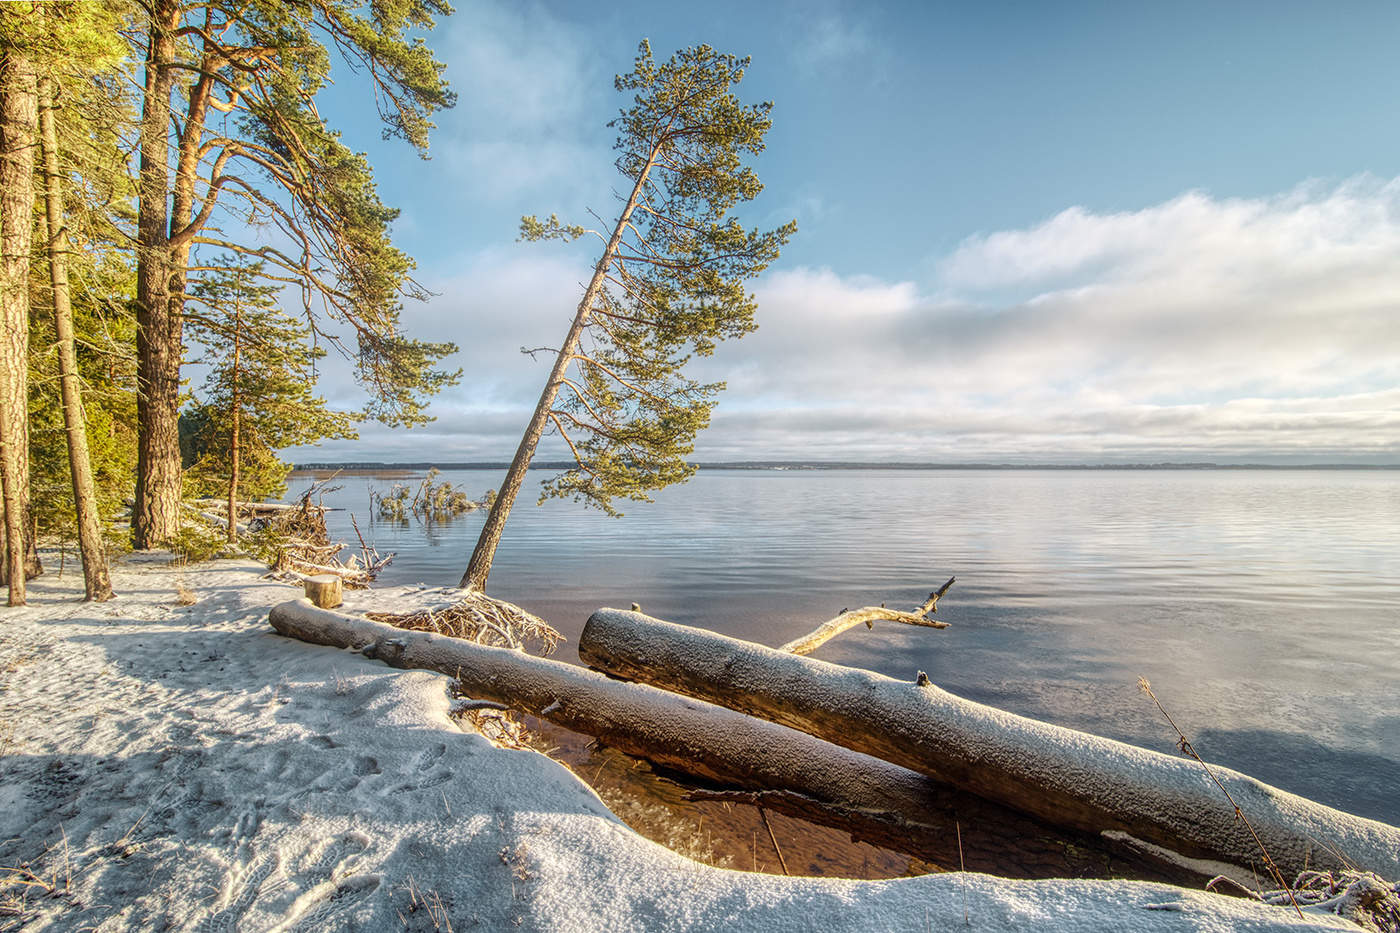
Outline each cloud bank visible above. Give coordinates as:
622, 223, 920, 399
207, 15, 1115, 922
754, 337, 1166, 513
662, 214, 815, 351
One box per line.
296, 176, 1400, 464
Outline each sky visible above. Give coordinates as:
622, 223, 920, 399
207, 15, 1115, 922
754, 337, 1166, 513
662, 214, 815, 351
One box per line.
283, 0, 1400, 464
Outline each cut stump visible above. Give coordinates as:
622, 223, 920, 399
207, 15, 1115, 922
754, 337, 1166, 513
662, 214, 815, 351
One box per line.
303, 573, 343, 609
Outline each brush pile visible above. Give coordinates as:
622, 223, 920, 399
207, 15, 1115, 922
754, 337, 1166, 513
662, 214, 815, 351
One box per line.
262, 486, 391, 589
372, 469, 494, 522
367, 590, 561, 656
369, 590, 563, 751
1256, 871, 1400, 932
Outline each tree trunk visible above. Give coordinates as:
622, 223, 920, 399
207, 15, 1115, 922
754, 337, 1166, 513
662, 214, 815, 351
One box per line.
577, 608, 1400, 880
132, 0, 180, 549
0, 46, 38, 605
461, 156, 659, 591
227, 296, 241, 544
38, 75, 113, 601
266, 599, 1200, 883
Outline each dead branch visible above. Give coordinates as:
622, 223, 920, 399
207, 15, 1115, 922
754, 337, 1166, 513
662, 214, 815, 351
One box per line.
778, 577, 954, 655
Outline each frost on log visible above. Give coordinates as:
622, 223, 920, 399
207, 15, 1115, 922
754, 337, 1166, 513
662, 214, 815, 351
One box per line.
577, 608, 1400, 881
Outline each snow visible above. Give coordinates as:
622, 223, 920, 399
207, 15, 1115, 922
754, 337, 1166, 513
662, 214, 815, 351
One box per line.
0, 557, 1363, 931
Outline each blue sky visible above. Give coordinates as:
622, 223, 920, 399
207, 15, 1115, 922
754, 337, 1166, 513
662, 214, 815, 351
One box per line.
286, 0, 1400, 463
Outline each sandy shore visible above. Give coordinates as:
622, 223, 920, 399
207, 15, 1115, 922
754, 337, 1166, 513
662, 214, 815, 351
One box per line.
0, 556, 1358, 931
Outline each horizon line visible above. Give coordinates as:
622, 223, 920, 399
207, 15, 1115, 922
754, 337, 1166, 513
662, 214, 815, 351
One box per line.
291, 460, 1399, 471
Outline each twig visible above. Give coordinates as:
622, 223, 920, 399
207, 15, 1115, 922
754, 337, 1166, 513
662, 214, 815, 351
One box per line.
758, 807, 789, 876
1138, 678, 1304, 918
957, 819, 969, 925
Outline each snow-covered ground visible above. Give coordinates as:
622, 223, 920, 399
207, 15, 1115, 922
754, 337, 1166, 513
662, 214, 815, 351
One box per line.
0, 557, 1362, 931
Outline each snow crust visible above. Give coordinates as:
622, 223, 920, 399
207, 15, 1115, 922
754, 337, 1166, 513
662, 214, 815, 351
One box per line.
0, 558, 1361, 931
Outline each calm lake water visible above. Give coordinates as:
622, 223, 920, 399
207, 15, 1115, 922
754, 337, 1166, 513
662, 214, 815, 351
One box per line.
287, 467, 1400, 826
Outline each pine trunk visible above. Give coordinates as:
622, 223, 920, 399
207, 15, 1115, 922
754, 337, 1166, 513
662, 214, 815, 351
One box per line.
38, 76, 113, 601
227, 303, 241, 544
461, 157, 658, 590
0, 47, 37, 604
132, 0, 181, 549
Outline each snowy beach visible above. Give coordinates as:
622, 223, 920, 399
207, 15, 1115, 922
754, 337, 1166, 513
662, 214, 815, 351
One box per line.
0, 556, 1376, 931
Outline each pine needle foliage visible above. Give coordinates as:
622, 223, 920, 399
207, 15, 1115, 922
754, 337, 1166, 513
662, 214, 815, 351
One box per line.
463, 40, 794, 590
182, 254, 358, 503
528, 41, 795, 514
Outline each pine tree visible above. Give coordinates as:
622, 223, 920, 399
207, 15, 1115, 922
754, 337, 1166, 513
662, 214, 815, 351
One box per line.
131, 0, 459, 547
0, 6, 42, 604
185, 255, 358, 540
461, 41, 795, 590
23, 5, 140, 559
28, 1, 132, 601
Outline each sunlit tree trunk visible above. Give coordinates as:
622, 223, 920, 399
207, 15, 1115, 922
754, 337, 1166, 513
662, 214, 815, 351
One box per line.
0, 44, 38, 604
132, 0, 180, 549
461, 158, 658, 591
226, 295, 241, 544
38, 74, 113, 601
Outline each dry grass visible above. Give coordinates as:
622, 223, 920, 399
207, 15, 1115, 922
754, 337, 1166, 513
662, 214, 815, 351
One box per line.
399, 874, 454, 931
1258, 870, 1400, 931
1138, 677, 1304, 917
0, 828, 75, 924
174, 580, 198, 606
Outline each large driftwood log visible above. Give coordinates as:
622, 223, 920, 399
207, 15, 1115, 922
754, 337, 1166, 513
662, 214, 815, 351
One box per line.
577, 608, 1400, 880
267, 599, 1199, 882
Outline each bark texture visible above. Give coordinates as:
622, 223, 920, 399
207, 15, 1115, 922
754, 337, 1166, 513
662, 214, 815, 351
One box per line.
461, 158, 658, 591
132, 0, 181, 549
38, 75, 113, 601
578, 608, 1400, 880
0, 46, 37, 604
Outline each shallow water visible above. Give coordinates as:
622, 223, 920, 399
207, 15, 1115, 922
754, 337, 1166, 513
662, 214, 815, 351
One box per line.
288, 467, 1400, 827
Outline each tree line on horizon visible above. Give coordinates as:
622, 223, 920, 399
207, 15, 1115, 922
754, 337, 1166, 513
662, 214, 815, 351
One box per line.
0, 2, 793, 605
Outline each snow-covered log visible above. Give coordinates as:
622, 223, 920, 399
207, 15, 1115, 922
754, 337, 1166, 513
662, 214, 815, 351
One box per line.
267, 599, 1192, 881
577, 608, 1400, 880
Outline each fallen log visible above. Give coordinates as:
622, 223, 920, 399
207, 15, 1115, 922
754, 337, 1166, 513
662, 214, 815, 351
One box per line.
578, 608, 1400, 880
267, 599, 1201, 883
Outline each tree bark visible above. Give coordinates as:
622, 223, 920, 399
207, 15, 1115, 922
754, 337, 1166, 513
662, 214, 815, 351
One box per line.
461, 156, 660, 591
577, 608, 1400, 880
267, 599, 1201, 883
38, 74, 113, 601
132, 0, 181, 549
301, 574, 342, 609
227, 294, 241, 544
0, 45, 38, 605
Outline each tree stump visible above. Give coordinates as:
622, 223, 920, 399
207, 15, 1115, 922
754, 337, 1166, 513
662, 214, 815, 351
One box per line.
303, 573, 342, 609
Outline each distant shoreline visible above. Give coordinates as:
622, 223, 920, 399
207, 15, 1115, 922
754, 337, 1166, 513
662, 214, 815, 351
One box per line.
291, 460, 1399, 472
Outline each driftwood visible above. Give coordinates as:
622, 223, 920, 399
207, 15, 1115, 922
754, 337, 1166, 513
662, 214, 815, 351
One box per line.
778, 577, 954, 655
577, 608, 1400, 880
266, 600, 1201, 882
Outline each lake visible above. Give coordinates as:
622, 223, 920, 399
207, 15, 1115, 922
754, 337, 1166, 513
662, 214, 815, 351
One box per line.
286, 467, 1400, 827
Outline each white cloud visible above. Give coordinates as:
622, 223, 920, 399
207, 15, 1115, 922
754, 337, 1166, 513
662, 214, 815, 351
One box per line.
295, 176, 1400, 464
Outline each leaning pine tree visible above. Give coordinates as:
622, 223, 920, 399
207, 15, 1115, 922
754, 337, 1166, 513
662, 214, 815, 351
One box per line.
461, 41, 795, 591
